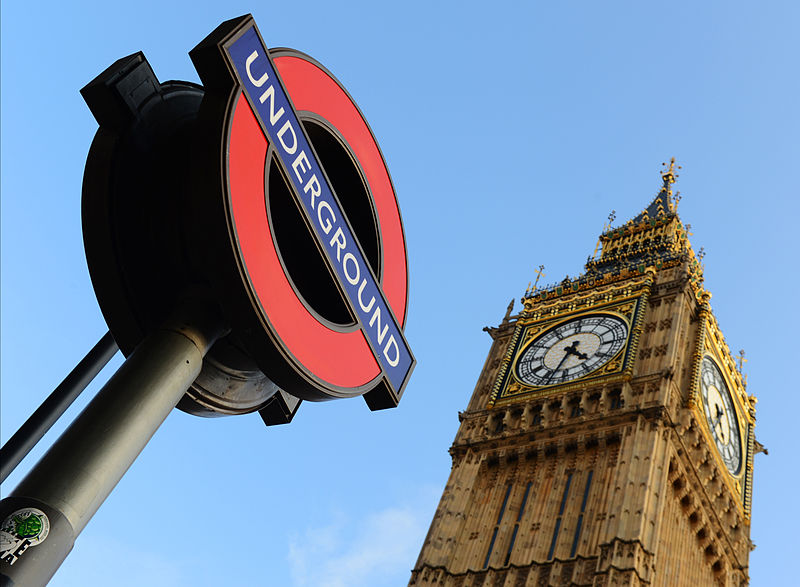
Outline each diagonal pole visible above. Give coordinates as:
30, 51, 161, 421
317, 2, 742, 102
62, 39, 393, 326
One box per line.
0, 331, 119, 485
0, 306, 226, 585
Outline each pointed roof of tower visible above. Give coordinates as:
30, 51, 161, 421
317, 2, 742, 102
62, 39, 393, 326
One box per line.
585, 157, 697, 278
522, 158, 707, 307
630, 158, 680, 224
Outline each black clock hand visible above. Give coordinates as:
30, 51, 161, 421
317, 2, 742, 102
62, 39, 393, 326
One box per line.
564, 340, 588, 361
711, 407, 726, 442
716, 421, 725, 442
546, 350, 572, 382
711, 407, 721, 429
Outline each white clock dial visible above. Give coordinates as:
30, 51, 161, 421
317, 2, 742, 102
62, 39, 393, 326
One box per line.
515, 314, 628, 387
700, 356, 742, 475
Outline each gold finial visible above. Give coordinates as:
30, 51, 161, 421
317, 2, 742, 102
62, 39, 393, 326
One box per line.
660, 157, 682, 199
697, 247, 706, 261
525, 265, 546, 297
593, 211, 616, 258
533, 265, 546, 289
737, 349, 748, 373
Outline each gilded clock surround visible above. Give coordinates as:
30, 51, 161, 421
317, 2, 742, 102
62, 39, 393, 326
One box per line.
491, 291, 649, 406
411, 160, 759, 587
700, 356, 742, 475
689, 312, 756, 515
515, 313, 629, 386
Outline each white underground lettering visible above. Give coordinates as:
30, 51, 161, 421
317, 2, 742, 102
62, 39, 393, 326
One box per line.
277, 120, 297, 155
369, 307, 389, 344
292, 151, 310, 183
304, 174, 320, 205
383, 336, 399, 367
343, 253, 360, 285
317, 201, 335, 234
329, 227, 346, 262
357, 280, 375, 313
245, 51, 268, 87
259, 86, 284, 124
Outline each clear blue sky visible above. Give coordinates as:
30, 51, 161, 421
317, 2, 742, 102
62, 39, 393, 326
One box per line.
2, 1, 797, 585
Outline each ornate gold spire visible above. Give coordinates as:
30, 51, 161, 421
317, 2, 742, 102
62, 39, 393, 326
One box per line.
523, 160, 707, 305
661, 157, 679, 201
630, 158, 683, 224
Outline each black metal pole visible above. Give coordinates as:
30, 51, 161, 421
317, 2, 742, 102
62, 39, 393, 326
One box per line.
0, 307, 225, 586
0, 331, 119, 485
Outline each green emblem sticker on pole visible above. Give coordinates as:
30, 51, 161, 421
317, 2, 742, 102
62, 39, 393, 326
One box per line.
0, 508, 50, 565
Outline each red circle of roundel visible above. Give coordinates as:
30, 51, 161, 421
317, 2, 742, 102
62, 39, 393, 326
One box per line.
226, 52, 409, 391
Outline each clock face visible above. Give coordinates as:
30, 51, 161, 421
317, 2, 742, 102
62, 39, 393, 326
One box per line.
515, 314, 628, 387
700, 356, 742, 475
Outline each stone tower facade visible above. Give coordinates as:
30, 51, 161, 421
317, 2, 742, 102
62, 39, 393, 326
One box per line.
410, 162, 757, 586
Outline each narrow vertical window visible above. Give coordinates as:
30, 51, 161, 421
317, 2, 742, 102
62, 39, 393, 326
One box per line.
548, 472, 573, 560
504, 481, 532, 565
570, 470, 593, 557
483, 483, 512, 569
609, 388, 623, 410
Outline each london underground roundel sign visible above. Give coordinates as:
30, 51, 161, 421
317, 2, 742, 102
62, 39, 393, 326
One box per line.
189, 15, 414, 409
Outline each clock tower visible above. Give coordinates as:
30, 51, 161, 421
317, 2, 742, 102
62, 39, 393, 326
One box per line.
410, 161, 757, 586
